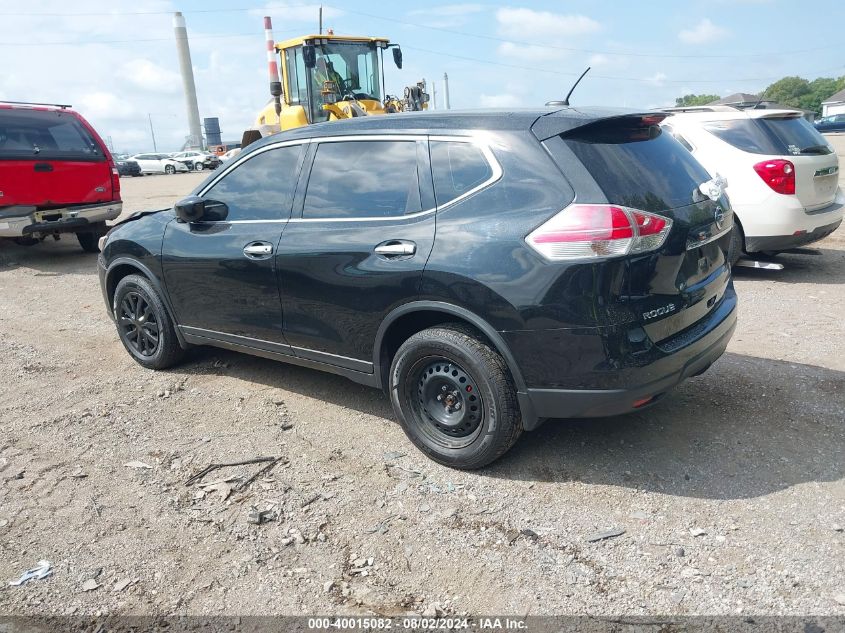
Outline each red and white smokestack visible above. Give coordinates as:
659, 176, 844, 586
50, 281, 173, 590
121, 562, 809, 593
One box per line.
264, 16, 280, 83
264, 16, 283, 116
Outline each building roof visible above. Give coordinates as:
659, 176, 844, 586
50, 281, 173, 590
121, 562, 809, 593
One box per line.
708, 93, 761, 105
822, 88, 845, 104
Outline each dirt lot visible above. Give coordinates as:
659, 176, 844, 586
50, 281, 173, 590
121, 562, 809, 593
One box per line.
1, 170, 844, 618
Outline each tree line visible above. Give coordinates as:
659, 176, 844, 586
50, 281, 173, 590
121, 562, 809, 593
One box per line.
675, 75, 845, 114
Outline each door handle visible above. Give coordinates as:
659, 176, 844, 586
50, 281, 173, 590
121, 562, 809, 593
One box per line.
374, 240, 416, 257
34, 163, 53, 172
243, 241, 273, 259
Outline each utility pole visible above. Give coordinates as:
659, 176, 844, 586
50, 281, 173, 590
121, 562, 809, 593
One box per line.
443, 72, 451, 109
173, 12, 203, 149
319, 5, 323, 34
148, 114, 157, 152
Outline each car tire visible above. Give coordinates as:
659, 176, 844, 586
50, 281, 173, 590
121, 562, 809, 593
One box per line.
113, 274, 185, 370
194, 162, 204, 171
389, 324, 522, 469
76, 223, 107, 253
165, 164, 175, 175
727, 222, 744, 266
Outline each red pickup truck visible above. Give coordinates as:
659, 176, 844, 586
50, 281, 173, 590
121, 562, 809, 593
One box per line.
0, 102, 121, 252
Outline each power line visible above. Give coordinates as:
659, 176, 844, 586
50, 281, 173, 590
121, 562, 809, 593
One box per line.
402, 45, 845, 85
0, 3, 315, 16
1, 3, 842, 61
331, 6, 843, 61
0, 28, 302, 46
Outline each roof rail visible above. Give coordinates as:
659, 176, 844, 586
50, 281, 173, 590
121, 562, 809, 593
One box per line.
661, 105, 739, 113
0, 100, 73, 109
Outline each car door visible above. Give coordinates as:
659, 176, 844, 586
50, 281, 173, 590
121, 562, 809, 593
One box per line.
132, 154, 150, 172
139, 154, 160, 173
275, 136, 436, 372
161, 141, 307, 347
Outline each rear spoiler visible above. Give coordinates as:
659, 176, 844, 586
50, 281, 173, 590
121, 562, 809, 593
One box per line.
531, 110, 668, 141
748, 110, 803, 120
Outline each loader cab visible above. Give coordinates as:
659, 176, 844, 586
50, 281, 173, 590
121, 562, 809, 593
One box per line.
279, 35, 392, 127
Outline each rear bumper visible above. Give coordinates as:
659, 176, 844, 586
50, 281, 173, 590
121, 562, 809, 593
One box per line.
511, 285, 737, 430
740, 188, 844, 248
0, 201, 122, 237
745, 219, 842, 252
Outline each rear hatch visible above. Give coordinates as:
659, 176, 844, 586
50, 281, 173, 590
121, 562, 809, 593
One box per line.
541, 114, 732, 343
754, 113, 839, 211
0, 107, 113, 208
703, 112, 839, 211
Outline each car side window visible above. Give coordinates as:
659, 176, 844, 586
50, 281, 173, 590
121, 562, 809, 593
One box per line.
430, 140, 493, 207
203, 144, 304, 221
302, 140, 421, 219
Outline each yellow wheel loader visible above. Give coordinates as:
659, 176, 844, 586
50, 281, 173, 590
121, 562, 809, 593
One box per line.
242, 30, 429, 147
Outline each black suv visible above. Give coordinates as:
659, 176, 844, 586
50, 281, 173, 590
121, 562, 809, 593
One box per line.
98, 108, 737, 469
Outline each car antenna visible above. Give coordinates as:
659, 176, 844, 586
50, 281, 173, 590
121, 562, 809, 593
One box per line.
751, 92, 766, 109
546, 67, 591, 107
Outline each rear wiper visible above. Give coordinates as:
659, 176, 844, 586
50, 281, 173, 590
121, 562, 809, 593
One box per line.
800, 144, 830, 154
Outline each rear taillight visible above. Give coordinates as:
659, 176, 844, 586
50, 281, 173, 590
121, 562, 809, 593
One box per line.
110, 165, 121, 201
526, 203, 672, 261
753, 159, 795, 195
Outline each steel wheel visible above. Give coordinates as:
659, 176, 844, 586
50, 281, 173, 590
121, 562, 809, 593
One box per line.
194, 162, 204, 171
408, 356, 485, 449
165, 164, 175, 175
118, 291, 160, 357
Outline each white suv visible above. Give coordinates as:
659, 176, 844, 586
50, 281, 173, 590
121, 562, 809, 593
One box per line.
662, 106, 843, 261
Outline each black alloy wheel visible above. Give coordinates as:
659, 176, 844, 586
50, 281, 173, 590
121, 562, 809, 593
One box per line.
118, 291, 160, 358
112, 274, 185, 369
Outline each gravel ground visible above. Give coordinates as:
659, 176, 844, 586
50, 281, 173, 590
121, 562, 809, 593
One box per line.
0, 171, 843, 618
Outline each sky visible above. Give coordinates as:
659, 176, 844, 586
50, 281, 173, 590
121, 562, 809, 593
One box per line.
1, 0, 843, 153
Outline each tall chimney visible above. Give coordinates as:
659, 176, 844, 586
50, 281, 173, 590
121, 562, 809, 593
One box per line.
443, 72, 451, 110
173, 12, 202, 149
265, 16, 282, 117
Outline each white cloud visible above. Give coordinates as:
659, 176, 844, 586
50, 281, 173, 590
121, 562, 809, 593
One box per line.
679, 18, 728, 44
497, 41, 568, 63
77, 92, 139, 121
644, 72, 668, 87
123, 59, 182, 94
248, 2, 342, 23
496, 7, 600, 41
410, 4, 484, 17
408, 3, 484, 27
480, 93, 523, 108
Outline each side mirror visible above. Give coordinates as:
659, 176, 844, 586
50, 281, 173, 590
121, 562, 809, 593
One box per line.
392, 46, 402, 69
174, 196, 229, 223
303, 44, 316, 69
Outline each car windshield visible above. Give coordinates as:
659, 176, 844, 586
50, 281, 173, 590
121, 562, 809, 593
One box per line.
306, 41, 381, 122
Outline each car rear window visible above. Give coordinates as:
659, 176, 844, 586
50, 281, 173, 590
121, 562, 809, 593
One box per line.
562, 119, 711, 211
757, 116, 832, 155
0, 109, 104, 161
703, 116, 832, 156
